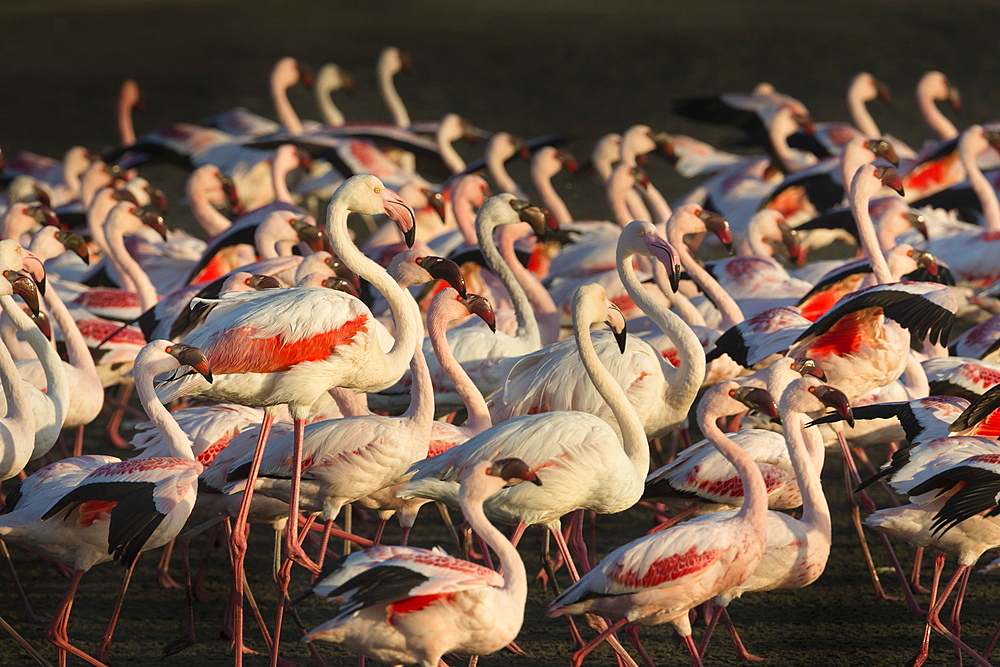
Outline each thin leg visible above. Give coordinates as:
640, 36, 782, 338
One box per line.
910, 553, 945, 667
910, 547, 931, 594
436, 502, 462, 552
72, 425, 86, 458
312, 520, 335, 584
105, 383, 134, 449
156, 538, 181, 589
0, 612, 53, 666
371, 518, 388, 547
284, 417, 321, 572
719, 606, 764, 661
625, 625, 656, 667
98, 553, 140, 663
47, 570, 107, 667
681, 632, 705, 667
570, 618, 628, 667
1, 540, 48, 624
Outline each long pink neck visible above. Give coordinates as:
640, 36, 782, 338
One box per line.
498, 225, 559, 345
531, 161, 573, 225
104, 209, 160, 310
187, 171, 232, 238
918, 82, 958, 141
428, 305, 492, 434
847, 79, 881, 139
667, 217, 744, 329
960, 134, 1000, 232
135, 353, 196, 461
460, 477, 527, 604
272, 71, 303, 135
43, 287, 98, 381
781, 409, 831, 537
849, 169, 892, 285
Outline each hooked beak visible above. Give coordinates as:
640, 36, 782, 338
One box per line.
866, 139, 899, 167
605, 301, 628, 353
136, 205, 168, 241
698, 208, 733, 253
912, 249, 939, 276
813, 385, 854, 427
247, 274, 281, 290
792, 112, 815, 135
732, 386, 779, 420
792, 358, 827, 382
219, 174, 242, 214
651, 131, 675, 157
423, 188, 448, 222
510, 199, 557, 238
947, 84, 962, 113
293, 219, 328, 252
557, 150, 579, 173
778, 221, 805, 266
168, 344, 213, 384
57, 230, 91, 265
645, 233, 682, 293
416, 256, 467, 297
340, 69, 356, 94
905, 212, 928, 239
112, 188, 140, 205
874, 78, 892, 106
462, 293, 496, 332
326, 254, 361, 290
489, 458, 542, 486
322, 276, 359, 297
27, 204, 60, 228
379, 188, 417, 248
145, 186, 169, 213
4, 270, 41, 317
875, 165, 905, 197
296, 62, 315, 90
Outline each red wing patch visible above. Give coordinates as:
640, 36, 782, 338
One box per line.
804, 310, 876, 358
77, 500, 117, 527
74, 288, 140, 310
386, 593, 454, 625
76, 319, 146, 346
971, 409, 1000, 439
196, 427, 241, 466
766, 186, 808, 219
799, 278, 861, 322
960, 363, 1000, 394
609, 544, 721, 588
903, 154, 957, 193
206, 314, 368, 374
662, 348, 680, 367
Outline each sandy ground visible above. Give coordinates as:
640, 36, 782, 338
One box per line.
3, 1, 1000, 665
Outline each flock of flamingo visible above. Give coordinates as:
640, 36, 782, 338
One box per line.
2, 46, 1000, 666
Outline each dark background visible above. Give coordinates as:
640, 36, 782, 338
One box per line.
2, 1, 1000, 665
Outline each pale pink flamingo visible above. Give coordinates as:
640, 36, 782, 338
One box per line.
154, 174, 421, 665
0, 340, 211, 666
303, 458, 539, 666
699, 368, 849, 661
185, 166, 243, 239
0, 270, 37, 481
915, 71, 962, 143
2, 146, 94, 210
546, 377, 770, 667
489, 220, 704, 440
314, 62, 353, 127
949, 312, 1000, 363
924, 356, 1000, 400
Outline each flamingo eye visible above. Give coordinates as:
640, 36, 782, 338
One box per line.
374, 187, 381, 194
907, 250, 914, 257
728, 389, 737, 397
54, 231, 61, 239
808, 386, 816, 393
244, 278, 252, 285
129, 206, 137, 214
165, 346, 173, 354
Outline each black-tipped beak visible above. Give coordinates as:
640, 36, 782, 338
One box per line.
778, 222, 804, 266
462, 293, 496, 333
912, 249, 938, 276
905, 212, 928, 239
322, 276, 359, 298
646, 234, 682, 293
293, 219, 327, 252
490, 458, 542, 486
113, 188, 140, 205
606, 302, 628, 353
4, 270, 41, 317
866, 139, 899, 167
27, 204, 60, 228
417, 256, 466, 298
792, 358, 827, 382
58, 230, 91, 265
136, 205, 168, 241
510, 199, 552, 238
698, 209, 733, 253
219, 175, 242, 213
145, 186, 169, 214
248, 274, 281, 290
423, 188, 448, 222
732, 386, 779, 420
813, 385, 854, 427
874, 79, 892, 106
297, 62, 315, 90
380, 189, 417, 248
876, 165, 905, 197
169, 344, 213, 384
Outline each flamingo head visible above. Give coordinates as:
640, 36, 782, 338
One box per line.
378, 186, 416, 247
292, 218, 328, 252
636, 224, 682, 293
905, 211, 928, 239
791, 112, 815, 135
605, 299, 628, 353
325, 253, 360, 289
144, 185, 169, 214
696, 207, 733, 253
25, 203, 60, 229
56, 230, 91, 265
791, 357, 827, 382
134, 205, 168, 241
809, 384, 854, 427
651, 131, 676, 157
166, 343, 213, 384
460, 292, 496, 333
247, 274, 281, 290
112, 187, 140, 205
318, 276, 359, 297
866, 138, 899, 167
487, 458, 542, 487
777, 219, 805, 266
414, 255, 467, 297
907, 248, 939, 276
217, 172, 243, 214
556, 149, 579, 173
510, 198, 558, 238
3, 269, 40, 317
730, 386, 779, 420
874, 164, 904, 196
872, 76, 892, 105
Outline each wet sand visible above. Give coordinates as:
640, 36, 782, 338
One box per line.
3, 1, 1000, 665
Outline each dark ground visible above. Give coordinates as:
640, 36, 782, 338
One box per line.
3, 1, 1000, 665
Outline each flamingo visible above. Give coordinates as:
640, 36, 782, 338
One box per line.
154, 174, 422, 664
0, 340, 211, 666
488, 220, 705, 440
545, 377, 771, 667
302, 458, 540, 666
0, 271, 37, 482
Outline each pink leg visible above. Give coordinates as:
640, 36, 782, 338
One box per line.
311, 520, 336, 584
570, 618, 628, 667
0, 612, 50, 666
47, 570, 108, 667
282, 417, 321, 573
156, 538, 181, 589
910, 553, 945, 667
681, 632, 705, 667
911, 563, 991, 667
97, 554, 140, 663
719, 606, 764, 661
371, 518, 388, 547
646, 504, 698, 534
72, 424, 85, 458
625, 625, 656, 667
231, 410, 276, 667
910, 547, 930, 594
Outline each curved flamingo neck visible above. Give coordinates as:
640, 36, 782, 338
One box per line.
428, 304, 492, 434
849, 170, 892, 285
327, 192, 420, 384
104, 210, 160, 310
531, 160, 573, 225
917, 80, 958, 141
847, 78, 881, 139
667, 215, 744, 329
606, 168, 635, 227
43, 288, 98, 380
499, 225, 559, 344
272, 66, 304, 135
641, 182, 672, 226
87, 190, 118, 255
437, 116, 467, 174
783, 408, 830, 533
135, 354, 196, 461
617, 238, 705, 400
187, 171, 232, 238
0, 308, 33, 426
254, 216, 297, 259
402, 341, 434, 426
459, 477, 526, 601
117, 82, 139, 146
378, 68, 410, 129
475, 205, 540, 346
271, 151, 297, 204
0, 295, 67, 429
316, 67, 346, 127
959, 132, 1000, 232
574, 301, 649, 474
698, 397, 767, 529
453, 188, 481, 247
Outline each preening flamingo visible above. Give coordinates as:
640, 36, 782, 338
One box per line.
303, 458, 540, 666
